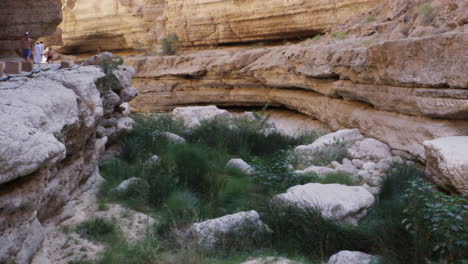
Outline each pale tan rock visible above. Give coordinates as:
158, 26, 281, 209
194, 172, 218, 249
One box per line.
56, 0, 166, 53
164, 0, 380, 47
424, 137, 468, 194
126, 31, 468, 161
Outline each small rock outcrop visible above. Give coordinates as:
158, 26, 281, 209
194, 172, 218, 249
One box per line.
113, 177, 142, 192
294, 129, 404, 194
295, 129, 364, 162
188, 210, 271, 250
226, 158, 254, 175
423, 136, 468, 194
327, 251, 376, 264
0, 54, 136, 263
273, 183, 375, 225
172, 105, 232, 128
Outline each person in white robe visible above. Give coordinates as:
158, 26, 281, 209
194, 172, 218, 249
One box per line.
33, 42, 43, 64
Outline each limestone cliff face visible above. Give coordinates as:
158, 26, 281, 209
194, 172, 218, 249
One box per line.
127, 0, 468, 161
0, 58, 137, 263
0, 0, 62, 52
55, 0, 166, 53
126, 31, 468, 161
164, 0, 380, 47
53, 0, 380, 52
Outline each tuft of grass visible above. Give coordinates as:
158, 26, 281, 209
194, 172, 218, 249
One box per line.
365, 15, 376, 23
75, 218, 118, 243
264, 201, 374, 260
418, 4, 433, 16
331, 31, 347, 40
299, 140, 351, 167
161, 33, 179, 56
98, 201, 109, 211
361, 39, 373, 47
316, 172, 357, 186
301, 35, 321, 47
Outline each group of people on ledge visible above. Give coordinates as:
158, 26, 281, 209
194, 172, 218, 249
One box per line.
21, 32, 54, 64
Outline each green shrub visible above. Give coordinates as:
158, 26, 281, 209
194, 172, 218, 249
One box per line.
120, 114, 187, 163
331, 31, 347, 40
264, 201, 373, 260
164, 189, 201, 223
161, 33, 179, 55
402, 179, 467, 263
76, 218, 118, 243
97, 56, 124, 91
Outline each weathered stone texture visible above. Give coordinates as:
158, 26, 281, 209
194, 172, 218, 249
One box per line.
56, 0, 166, 53
0, 0, 62, 52
0, 59, 136, 263
126, 32, 468, 161
164, 0, 381, 46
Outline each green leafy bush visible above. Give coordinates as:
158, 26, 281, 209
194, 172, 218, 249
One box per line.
402, 178, 467, 263
97, 56, 124, 91
161, 33, 179, 55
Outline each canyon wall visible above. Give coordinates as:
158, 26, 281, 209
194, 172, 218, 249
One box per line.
127, 0, 468, 162
0, 0, 62, 52
0, 58, 137, 263
127, 30, 468, 162
164, 0, 381, 47
53, 0, 381, 53
55, 0, 166, 53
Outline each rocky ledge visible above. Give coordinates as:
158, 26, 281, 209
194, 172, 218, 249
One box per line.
127, 31, 468, 161
0, 54, 137, 263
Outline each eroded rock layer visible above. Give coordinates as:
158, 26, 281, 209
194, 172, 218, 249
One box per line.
54, 0, 380, 52
0, 60, 136, 263
164, 0, 381, 46
127, 31, 468, 161
0, 0, 62, 52
55, 0, 166, 53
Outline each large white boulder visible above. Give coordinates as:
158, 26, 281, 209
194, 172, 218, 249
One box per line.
172, 105, 232, 128
349, 138, 392, 162
327, 251, 376, 264
273, 183, 375, 225
295, 129, 363, 162
226, 158, 254, 175
161, 132, 186, 144
188, 210, 271, 249
423, 136, 468, 194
